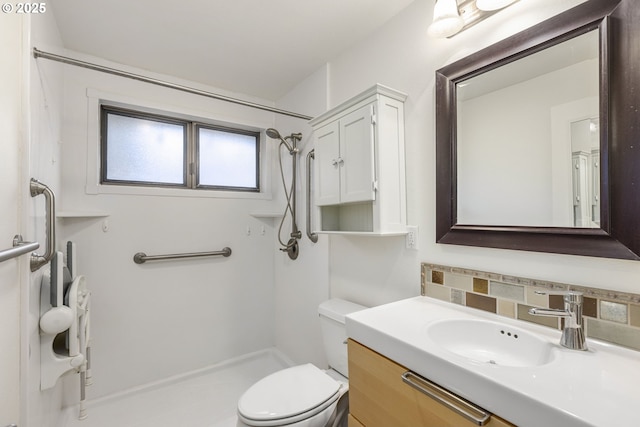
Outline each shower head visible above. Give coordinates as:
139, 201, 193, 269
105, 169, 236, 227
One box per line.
266, 128, 282, 140
266, 127, 296, 153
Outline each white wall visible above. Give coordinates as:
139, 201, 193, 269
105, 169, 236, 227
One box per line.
55, 56, 282, 399
273, 65, 331, 368
0, 12, 26, 427
312, 0, 640, 305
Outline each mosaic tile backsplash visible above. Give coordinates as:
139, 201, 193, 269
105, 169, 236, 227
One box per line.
421, 263, 640, 351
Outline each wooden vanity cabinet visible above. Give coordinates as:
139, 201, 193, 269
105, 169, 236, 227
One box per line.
347, 339, 515, 427
348, 414, 365, 427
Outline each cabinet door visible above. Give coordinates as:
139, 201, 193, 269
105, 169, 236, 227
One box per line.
339, 104, 376, 204
348, 340, 515, 427
315, 121, 341, 206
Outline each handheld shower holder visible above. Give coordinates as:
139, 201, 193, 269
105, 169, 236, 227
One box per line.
267, 127, 304, 260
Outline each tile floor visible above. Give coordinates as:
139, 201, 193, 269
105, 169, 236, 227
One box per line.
60, 349, 291, 427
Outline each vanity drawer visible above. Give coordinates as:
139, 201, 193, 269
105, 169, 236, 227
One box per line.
347, 339, 515, 427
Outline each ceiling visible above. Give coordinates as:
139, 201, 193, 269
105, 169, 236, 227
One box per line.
49, 0, 416, 101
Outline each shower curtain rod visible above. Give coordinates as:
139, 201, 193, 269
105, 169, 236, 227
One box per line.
33, 47, 313, 121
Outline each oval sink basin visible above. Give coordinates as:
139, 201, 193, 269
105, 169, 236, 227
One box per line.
427, 319, 555, 367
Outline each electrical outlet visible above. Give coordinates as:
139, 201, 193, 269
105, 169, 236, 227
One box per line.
406, 226, 419, 250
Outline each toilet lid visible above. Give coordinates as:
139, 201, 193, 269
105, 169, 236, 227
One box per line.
238, 364, 340, 423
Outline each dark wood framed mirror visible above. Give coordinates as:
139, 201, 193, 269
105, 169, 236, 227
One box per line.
435, 0, 640, 260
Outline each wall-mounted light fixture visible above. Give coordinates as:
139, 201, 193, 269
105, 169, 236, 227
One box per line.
428, 0, 519, 38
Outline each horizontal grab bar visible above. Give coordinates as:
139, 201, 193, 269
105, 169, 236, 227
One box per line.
133, 247, 232, 264
0, 235, 40, 263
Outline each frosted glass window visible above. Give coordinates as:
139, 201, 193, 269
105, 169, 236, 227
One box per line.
197, 127, 258, 190
100, 105, 260, 193
103, 111, 186, 185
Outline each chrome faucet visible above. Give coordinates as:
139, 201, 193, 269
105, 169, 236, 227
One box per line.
528, 290, 588, 351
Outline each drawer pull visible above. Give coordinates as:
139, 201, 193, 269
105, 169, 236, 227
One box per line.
401, 371, 491, 426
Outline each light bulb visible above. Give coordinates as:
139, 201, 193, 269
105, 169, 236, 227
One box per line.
428, 0, 464, 38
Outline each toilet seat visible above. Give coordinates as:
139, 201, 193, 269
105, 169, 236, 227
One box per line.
238, 364, 341, 427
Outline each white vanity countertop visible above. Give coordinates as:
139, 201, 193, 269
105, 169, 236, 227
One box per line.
346, 296, 640, 427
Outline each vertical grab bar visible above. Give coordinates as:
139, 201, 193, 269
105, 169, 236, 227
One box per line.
306, 150, 318, 243
30, 178, 56, 272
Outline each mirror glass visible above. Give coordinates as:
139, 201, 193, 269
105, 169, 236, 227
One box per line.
456, 30, 599, 228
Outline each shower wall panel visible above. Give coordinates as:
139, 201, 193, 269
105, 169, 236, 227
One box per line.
58, 62, 278, 400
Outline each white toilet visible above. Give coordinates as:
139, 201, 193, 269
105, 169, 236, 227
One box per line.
237, 299, 366, 427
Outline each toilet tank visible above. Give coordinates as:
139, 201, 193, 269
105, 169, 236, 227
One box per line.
318, 299, 367, 377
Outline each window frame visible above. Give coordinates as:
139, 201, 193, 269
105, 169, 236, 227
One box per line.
194, 123, 261, 192
100, 106, 190, 188
100, 105, 261, 193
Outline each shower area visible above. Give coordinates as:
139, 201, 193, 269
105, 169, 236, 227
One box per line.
13, 13, 331, 426
267, 127, 318, 260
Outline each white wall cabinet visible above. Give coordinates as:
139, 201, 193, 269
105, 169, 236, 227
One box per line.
310, 84, 407, 235
315, 105, 376, 206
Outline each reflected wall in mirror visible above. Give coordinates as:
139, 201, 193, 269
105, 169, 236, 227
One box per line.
570, 117, 600, 228
435, 0, 640, 260
457, 30, 599, 228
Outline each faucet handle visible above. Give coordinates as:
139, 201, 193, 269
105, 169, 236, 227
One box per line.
531, 290, 588, 351
534, 289, 582, 295
534, 289, 583, 303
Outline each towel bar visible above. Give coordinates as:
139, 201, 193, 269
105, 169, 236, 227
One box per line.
133, 247, 232, 264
